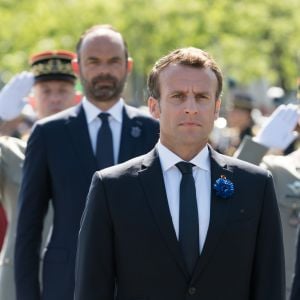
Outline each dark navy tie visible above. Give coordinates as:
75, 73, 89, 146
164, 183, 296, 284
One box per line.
176, 161, 199, 276
96, 113, 114, 169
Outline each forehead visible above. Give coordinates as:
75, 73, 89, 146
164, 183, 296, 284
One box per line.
159, 64, 218, 93
80, 29, 126, 59
34, 80, 74, 89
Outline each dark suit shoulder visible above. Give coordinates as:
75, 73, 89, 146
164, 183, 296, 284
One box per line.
35, 105, 81, 128
229, 155, 269, 176
124, 105, 158, 126
30, 105, 83, 139
211, 147, 270, 178
96, 152, 147, 180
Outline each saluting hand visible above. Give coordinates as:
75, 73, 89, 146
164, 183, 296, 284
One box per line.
0, 71, 34, 121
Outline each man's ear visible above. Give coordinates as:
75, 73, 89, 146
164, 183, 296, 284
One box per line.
127, 57, 133, 74
148, 97, 160, 119
214, 98, 221, 120
28, 94, 36, 110
72, 58, 80, 76
74, 91, 83, 104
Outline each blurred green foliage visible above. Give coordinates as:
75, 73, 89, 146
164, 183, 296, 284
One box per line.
0, 0, 299, 91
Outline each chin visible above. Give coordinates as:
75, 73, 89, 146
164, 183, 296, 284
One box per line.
183, 133, 207, 145
49, 109, 61, 115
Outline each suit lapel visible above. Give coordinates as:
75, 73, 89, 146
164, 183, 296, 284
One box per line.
192, 147, 232, 282
118, 105, 142, 163
66, 105, 98, 176
138, 150, 190, 280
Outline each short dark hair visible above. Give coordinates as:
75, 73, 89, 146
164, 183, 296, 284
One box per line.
76, 24, 129, 62
147, 47, 223, 100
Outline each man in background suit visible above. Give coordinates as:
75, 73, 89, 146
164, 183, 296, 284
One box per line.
75, 47, 285, 300
14, 24, 159, 300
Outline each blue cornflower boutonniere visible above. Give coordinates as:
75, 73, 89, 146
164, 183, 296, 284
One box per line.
213, 175, 234, 199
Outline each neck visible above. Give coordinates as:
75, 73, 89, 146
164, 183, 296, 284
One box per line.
161, 140, 207, 161
88, 97, 120, 111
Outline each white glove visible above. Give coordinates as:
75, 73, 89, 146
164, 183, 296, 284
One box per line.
0, 71, 34, 121
253, 104, 299, 150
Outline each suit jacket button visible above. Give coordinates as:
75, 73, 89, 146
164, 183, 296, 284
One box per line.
188, 287, 196, 295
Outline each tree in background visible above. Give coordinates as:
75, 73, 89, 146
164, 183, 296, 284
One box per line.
0, 0, 299, 104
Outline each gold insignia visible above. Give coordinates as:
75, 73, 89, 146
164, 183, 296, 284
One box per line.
31, 59, 74, 76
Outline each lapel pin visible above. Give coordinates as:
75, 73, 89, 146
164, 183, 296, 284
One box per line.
131, 126, 142, 138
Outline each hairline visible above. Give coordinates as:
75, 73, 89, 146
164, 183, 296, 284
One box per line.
76, 25, 129, 63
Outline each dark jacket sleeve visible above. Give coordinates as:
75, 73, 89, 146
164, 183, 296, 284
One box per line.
74, 172, 115, 300
290, 232, 300, 300
14, 124, 51, 300
250, 172, 285, 300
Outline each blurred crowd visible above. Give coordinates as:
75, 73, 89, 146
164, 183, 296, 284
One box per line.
211, 82, 300, 299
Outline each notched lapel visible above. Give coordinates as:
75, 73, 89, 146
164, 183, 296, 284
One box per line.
66, 105, 98, 177
192, 148, 232, 282
138, 150, 189, 280
118, 106, 143, 163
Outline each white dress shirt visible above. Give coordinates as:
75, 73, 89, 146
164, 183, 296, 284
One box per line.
82, 97, 123, 164
156, 141, 211, 253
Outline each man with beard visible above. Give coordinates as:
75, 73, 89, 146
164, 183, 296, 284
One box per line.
14, 24, 159, 300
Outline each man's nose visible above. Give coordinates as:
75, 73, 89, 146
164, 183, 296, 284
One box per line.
184, 96, 198, 114
97, 62, 112, 75
49, 92, 63, 103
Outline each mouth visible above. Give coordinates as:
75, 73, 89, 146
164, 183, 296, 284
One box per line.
94, 80, 114, 87
180, 121, 201, 127
92, 75, 116, 87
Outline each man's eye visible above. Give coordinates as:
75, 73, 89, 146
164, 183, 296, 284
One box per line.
172, 94, 183, 99
196, 95, 209, 101
110, 58, 121, 64
87, 59, 99, 65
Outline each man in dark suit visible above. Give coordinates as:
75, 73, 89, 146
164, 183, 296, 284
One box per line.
75, 47, 285, 300
14, 25, 159, 300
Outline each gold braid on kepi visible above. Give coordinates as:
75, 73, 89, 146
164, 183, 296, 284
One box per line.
29, 50, 77, 83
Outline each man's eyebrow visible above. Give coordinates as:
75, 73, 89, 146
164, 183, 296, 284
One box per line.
169, 90, 185, 94
194, 91, 210, 96
85, 56, 99, 61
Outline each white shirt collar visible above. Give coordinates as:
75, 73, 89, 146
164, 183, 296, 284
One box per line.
82, 97, 124, 124
156, 140, 210, 172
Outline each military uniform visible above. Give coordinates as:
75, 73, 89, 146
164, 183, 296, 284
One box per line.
0, 137, 26, 300
235, 135, 300, 299
0, 50, 77, 300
